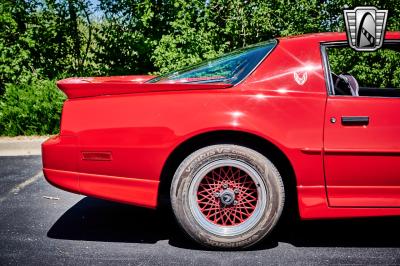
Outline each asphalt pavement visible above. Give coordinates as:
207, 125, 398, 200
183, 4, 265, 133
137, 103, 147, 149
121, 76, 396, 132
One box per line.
1, 155, 400, 265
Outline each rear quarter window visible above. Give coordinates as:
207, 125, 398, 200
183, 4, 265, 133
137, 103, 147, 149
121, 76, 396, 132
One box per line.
149, 40, 277, 85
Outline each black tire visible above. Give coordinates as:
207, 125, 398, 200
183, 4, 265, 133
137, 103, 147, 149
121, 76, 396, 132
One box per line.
170, 144, 285, 249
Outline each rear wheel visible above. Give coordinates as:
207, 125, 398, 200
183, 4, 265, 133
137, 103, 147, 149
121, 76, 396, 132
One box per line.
170, 144, 284, 249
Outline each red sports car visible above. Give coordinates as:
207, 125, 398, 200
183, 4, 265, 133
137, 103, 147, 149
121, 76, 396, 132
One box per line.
42, 32, 400, 249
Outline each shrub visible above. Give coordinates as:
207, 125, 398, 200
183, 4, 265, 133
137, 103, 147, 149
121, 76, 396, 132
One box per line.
0, 79, 65, 136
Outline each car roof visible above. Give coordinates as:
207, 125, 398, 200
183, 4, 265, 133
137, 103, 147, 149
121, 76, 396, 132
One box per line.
277, 31, 400, 43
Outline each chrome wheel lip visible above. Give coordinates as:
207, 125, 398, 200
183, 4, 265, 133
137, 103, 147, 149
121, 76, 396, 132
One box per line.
188, 159, 268, 237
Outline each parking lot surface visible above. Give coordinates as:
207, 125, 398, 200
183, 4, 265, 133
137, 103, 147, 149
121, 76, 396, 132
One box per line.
1, 156, 400, 265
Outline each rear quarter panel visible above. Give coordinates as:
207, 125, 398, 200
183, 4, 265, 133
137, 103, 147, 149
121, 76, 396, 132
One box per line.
59, 38, 328, 211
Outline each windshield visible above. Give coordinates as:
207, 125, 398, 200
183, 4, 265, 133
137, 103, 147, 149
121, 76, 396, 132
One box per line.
148, 40, 277, 85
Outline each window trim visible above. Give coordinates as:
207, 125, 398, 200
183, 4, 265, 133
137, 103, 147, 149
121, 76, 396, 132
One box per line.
320, 40, 400, 98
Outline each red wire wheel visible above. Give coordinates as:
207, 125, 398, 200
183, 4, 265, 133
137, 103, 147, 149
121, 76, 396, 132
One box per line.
171, 145, 285, 248
188, 159, 267, 237
196, 166, 258, 226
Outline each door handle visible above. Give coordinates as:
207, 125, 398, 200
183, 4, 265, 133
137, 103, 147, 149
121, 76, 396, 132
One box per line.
341, 116, 369, 126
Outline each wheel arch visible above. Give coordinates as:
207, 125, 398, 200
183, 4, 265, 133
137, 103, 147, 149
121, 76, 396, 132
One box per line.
158, 130, 299, 218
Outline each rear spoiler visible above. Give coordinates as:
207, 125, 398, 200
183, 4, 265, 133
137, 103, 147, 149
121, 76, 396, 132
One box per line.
57, 76, 233, 99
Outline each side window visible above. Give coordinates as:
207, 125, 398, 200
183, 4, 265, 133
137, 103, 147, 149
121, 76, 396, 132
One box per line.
325, 43, 400, 97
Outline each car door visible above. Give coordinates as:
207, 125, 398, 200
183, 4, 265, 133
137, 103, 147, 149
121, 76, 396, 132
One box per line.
322, 41, 400, 207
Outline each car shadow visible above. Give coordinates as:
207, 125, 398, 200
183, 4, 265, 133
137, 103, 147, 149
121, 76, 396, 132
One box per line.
47, 197, 202, 248
47, 197, 400, 250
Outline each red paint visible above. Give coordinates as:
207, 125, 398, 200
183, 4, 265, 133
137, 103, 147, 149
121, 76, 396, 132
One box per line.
79, 171, 158, 208
57, 76, 232, 99
324, 96, 400, 207
43, 168, 79, 193
42, 32, 400, 220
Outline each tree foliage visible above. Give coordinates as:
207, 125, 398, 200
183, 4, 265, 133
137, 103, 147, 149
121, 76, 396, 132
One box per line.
1, 0, 399, 81
0, 79, 65, 135
0, 0, 399, 135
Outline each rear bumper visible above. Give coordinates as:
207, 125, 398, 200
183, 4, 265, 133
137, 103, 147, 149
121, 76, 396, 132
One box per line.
43, 168, 80, 193
42, 135, 79, 193
42, 135, 159, 208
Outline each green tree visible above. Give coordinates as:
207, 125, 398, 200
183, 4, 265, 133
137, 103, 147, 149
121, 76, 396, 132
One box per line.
93, 0, 177, 75
1, 0, 400, 135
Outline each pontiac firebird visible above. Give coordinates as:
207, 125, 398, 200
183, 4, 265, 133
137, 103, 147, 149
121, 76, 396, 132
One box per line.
42, 32, 400, 249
